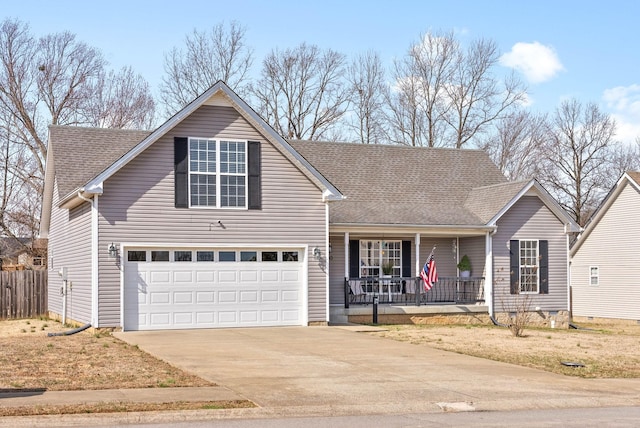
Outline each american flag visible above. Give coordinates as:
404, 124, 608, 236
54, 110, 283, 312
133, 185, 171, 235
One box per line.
420, 253, 438, 291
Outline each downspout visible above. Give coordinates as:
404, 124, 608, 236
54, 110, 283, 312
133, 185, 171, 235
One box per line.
77, 191, 98, 328
325, 201, 330, 325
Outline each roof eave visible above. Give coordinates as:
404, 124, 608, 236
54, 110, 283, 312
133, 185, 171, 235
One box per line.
329, 223, 496, 236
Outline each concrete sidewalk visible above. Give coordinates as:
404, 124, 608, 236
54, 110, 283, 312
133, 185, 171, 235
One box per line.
1, 325, 640, 426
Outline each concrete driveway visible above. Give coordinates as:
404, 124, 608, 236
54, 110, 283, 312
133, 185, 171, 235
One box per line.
114, 326, 640, 416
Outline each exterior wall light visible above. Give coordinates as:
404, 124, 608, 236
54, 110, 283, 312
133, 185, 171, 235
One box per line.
108, 243, 118, 258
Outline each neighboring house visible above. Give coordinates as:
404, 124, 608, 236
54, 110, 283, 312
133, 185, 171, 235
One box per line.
570, 172, 640, 322
0, 237, 47, 271
40, 81, 579, 331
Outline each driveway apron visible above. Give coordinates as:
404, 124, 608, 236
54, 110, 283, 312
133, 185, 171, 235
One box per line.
114, 326, 640, 414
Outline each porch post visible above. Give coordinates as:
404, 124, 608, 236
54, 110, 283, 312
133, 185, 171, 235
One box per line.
344, 232, 350, 279
485, 230, 493, 316
414, 233, 421, 276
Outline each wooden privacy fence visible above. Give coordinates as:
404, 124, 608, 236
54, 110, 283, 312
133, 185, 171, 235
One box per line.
0, 270, 47, 319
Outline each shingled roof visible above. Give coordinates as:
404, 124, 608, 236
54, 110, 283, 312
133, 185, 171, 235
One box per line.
464, 181, 531, 224
49, 126, 151, 200
288, 140, 508, 226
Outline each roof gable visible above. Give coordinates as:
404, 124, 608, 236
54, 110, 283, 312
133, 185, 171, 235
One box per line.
471, 179, 580, 232
43, 81, 342, 210
571, 171, 640, 255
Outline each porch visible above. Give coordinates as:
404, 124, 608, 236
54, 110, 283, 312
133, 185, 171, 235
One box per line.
331, 276, 488, 325
344, 276, 485, 307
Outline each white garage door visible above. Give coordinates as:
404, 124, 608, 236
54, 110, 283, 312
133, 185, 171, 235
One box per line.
123, 247, 305, 331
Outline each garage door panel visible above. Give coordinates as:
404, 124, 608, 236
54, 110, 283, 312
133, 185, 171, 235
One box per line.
282, 310, 301, 322
240, 291, 258, 302
282, 270, 300, 282
239, 270, 258, 282
219, 291, 238, 303
174, 312, 193, 325
150, 271, 171, 283
261, 270, 279, 281
282, 290, 300, 302
240, 311, 258, 323
173, 291, 193, 304
124, 247, 305, 331
196, 291, 215, 303
150, 292, 170, 304
218, 311, 238, 324
196, 271, 215, 283
173, 271, 194, 283
218, 270, 237, 282
261, 290, 279, 302
196, 312, 215, 323
150, 313, 171, 325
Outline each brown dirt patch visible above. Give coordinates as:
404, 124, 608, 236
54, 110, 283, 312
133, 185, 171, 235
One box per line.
371, 322, 640, 378
0, 318, 212, 391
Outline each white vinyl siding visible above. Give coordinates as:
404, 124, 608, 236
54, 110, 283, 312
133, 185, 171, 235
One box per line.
589, 266, 599, 286
571, 183, 640, 320
493, 196, 567, 312
97, 104, 328, 327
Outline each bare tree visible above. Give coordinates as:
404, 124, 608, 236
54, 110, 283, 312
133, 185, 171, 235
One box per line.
608, 137, 640, 180
388, 31, 526, 148
445, 38, 527, 148
385, 59, 429, 147
539, 99, 617, 226
84, 66, 156, 129
345, 51, 387, 144
0, 18, 155, 243
481, 109, 547, 181
252, 43, 348, 141
160, 21, 253, 117
409, 31, 457, 147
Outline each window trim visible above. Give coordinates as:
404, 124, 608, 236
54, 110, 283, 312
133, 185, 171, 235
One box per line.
589, 266, 599, 286
518, 239, 539, 294
358, 240, 402, 278
188, 137, 248, 209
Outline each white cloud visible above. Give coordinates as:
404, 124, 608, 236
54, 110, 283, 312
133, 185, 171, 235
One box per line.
500, 42, 564, 84
603, 84, 640, 144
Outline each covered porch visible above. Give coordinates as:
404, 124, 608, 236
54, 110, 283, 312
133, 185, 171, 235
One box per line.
327, 226, 496, 324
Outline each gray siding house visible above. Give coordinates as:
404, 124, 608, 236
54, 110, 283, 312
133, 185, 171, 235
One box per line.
40, 81, 579, 331
570, 172, 640, 322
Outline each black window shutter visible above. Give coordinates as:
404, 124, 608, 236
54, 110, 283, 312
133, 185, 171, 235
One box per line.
174, 137, 188, 208
509, 240, 519, 294
349, 240, 360, 278
247, 141, 261, 210
401, 240, 411, 278
539, 240, 549, 294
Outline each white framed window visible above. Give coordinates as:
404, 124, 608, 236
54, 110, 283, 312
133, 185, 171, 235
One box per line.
519, 240, 539, 293
189, 138, 246, 208
589, 266, 599, 286
359, 240, 401, 277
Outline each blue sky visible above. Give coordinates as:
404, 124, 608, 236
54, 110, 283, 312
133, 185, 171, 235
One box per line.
5, 0, 640, 142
